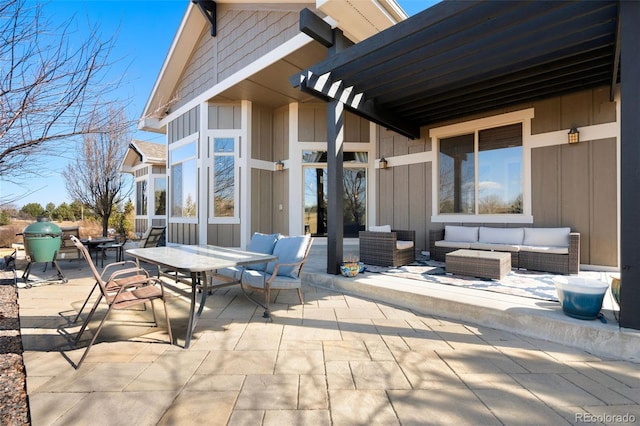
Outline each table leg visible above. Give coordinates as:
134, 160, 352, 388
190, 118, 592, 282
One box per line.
184, 271, 208, 349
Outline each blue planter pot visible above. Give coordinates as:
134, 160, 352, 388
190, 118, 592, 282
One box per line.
553, 277, 608, 320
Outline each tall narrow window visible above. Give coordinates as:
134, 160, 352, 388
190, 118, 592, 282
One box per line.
439, 134, 475, 214
154, 177, 166, 215
136, 180, 147, 215
438, 123, 523, 215
212, 137, 235, 218
478, 123, 523, 213
170, 141, 197, 218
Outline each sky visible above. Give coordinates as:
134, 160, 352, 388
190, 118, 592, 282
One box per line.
0, 0, 435, 209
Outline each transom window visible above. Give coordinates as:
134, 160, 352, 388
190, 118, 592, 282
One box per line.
438, 123, 523, 215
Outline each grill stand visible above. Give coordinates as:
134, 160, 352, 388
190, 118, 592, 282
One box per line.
21, 257, 67, 287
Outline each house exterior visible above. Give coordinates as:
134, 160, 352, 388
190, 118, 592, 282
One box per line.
119, 139, 167, 235
139, 0, 407, 247
139, 0, 623, 274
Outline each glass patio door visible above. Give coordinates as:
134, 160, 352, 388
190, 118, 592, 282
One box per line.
304, 166, 367, 237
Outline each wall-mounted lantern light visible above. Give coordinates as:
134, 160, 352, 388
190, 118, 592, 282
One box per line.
275, 160, 284, 171
568, 127, 580, 144
379, 157, 388, 169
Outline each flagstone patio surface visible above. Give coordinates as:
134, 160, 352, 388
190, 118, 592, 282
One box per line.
17, 242, 640, 425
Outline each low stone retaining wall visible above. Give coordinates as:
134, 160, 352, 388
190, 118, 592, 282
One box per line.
0, 271, 30, 425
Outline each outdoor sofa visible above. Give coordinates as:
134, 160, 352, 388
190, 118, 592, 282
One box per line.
429, 225, 579, 275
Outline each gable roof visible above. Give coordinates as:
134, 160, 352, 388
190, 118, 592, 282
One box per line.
139, 0, 408, 132
293, 0, 621, 139
119, 140, 166, 174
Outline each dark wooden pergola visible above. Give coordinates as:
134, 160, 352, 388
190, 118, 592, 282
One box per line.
292, 1, 640, 330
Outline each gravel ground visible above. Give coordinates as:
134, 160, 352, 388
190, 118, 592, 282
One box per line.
1, 265, 30, 425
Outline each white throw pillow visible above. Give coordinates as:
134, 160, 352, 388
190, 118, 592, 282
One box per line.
444, 225, 479, 243
369, 225, 392, 232
478, 227, 524, 245
523, 227, 571, 247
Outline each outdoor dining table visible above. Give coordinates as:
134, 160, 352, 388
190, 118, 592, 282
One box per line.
125, 244, 276, 348
80, 237, 115, 265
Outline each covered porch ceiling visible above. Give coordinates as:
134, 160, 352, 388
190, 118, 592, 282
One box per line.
292, 0, 620, 139
208, 40, 328, 108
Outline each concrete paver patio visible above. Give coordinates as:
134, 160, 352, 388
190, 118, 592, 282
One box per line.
18, 247, 640, 425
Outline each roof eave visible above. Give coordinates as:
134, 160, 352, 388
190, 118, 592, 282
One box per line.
141, 2, 203, 121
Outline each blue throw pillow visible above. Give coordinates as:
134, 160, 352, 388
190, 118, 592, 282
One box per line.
247, 233, 280, 271
267, 234, 310, 278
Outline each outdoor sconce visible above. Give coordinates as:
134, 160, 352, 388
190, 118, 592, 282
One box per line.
379, 157, 388, 169
275, 160, 284, 171
568, 127, 580, 144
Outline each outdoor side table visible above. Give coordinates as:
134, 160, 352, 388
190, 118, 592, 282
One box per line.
446, 249, 511, 280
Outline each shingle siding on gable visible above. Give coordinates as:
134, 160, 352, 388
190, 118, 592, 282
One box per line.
173, 8, 301, 110
217, 9, 299, 81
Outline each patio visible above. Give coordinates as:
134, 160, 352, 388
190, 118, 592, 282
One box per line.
16, 244, 640, 425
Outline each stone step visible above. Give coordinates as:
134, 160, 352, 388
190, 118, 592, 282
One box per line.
302, 269, 640, 362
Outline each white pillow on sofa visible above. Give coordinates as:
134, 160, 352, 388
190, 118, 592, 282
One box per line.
478, 227, 524, 245
444, 225, 479, 243
523, 227, 571, 247
369, 225, 391, 232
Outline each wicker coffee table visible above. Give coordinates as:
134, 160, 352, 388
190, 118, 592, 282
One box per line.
445, 249, 511, 280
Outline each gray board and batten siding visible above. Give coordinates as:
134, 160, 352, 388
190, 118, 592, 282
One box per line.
251, 104, 289, 236
377, 127, 432, 253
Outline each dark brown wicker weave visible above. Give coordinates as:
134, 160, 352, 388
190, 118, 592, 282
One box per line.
518, 232, 580, 275
429, 228, 580, 275
446, 249, 511, 280
359, 229, 416, 267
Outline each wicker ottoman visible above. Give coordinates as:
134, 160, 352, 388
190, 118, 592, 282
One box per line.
445, 249, 511, 280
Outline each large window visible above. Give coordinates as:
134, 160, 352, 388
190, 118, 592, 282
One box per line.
211, 137, 236, 218
439, 123, 522, 215
170, 141, 197, 218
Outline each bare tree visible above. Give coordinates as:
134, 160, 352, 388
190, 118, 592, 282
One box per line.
63, 108, 132, 236
0, 0, 120, 191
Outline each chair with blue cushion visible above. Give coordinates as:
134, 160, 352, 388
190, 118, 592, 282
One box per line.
216, 232, 281, 282
240, 234, 313, 318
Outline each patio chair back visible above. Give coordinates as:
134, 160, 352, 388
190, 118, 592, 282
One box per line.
142, 226, 166, 248
69, 235, 173, 368
241, 234, 313, 318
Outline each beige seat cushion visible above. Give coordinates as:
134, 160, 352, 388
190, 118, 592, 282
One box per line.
435, 240, 471, 249
396, 240, 414, 250
470, 242, 520, 252
519, 245, 569, 255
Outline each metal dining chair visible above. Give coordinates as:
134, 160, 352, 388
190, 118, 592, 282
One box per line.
69, 236, 173, 369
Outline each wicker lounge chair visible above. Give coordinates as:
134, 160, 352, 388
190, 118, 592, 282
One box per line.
359, 228, 415, 267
